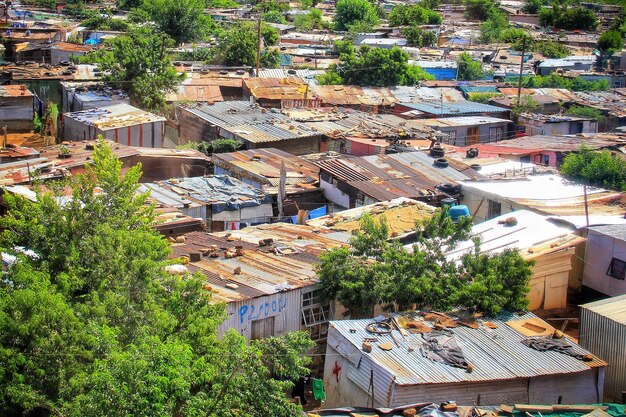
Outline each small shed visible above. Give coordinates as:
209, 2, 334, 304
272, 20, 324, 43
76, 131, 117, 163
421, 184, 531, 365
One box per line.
441, 210, 585, 310
580, 295, 626, 402
582, 225, 626, 296
0, 85, 35, 132
63, 104, 166, 147
138, 175, 273, 231
324, 312, 606, 408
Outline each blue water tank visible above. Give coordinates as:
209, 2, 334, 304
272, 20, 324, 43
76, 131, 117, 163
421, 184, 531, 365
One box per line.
449, 205, 470, 222
441, 198, 456, 209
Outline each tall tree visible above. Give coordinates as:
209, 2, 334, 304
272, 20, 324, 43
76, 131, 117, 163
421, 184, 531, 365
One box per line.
0, 139, 315, 416
463, 0, 497, 20
334, 0, 379, 31
317, 211, 532, 317
209, 22, 279, 67
457, 52, 485, 81
388, 4, 442, 26
318, 44, 433, 86
143, 0, 215, 44
85, 27, 183, 112
561, 145, 626, 191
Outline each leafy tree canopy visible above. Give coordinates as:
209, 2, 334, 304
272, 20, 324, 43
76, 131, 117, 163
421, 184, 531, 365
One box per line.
561, 145, 626, 191
457, 52, 486, 81
334, 0, 379, 31
0, 139, 315, 416
208, 22, 280, 68
263, 9, 288, 23
81, 27, 184, 112
207, 0, 240, 7
464, 0, 497, 21
319, 44, 434, 86
525, 73, 609, 91
400, 26, 438, 47
293, 8, 325, 30
142, 0, 215, 44
255, 0, 290, 13
566, 105, 605, 121
479, 9, 510, 43
179, 138, 244, 155
598, 30, 624, 52
388, 4, 442, 26
317, 211, 532, 317
539, 5, 598, 30
522, 0, 543, 14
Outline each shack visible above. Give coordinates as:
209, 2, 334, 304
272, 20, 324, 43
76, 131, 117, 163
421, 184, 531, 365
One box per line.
582, 225, 626, 297
324, 312, 606, 408
63, 104, 166, 147
517, 113, 598, 136
441, 210, 585, 310
139, 175, 273, 231
580, 295, 626, 402
0, 85, 34, 132
407, 116, 512, 146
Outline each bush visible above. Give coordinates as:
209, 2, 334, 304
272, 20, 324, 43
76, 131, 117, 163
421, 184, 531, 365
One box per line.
468, 92, 503, 103
565, 106, 604, 121
388, 4, 442, 26
334, 0, 379, 31
561, 145, 626, 191
457, 52, 485, 81
400, 26, 438, 47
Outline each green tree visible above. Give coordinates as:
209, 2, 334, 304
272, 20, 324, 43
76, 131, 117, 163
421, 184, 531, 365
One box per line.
540, 5, 598, 30
263, 10, 287, 23
84, 28, 184, 112
565, 105, 605, 121
468, 92, 503, 103
294, 8, 325, 30
208, 22, 279, 67
511, 94, 538, 121
334, 0, 379, 31
317, 211, 532, 317
388, 4, 442, 26
464, 0, 497, 21
0, 139, 315, 416
479, 10, 509, 43
255, 0, 290, 13
561, 145, 626, 191
320, 45, 434, 86
400, 26, 438, 47
179, 138, 244, 155
522, 0, 542, 13
143, 0, 215, 44
117, 0, 143, 10
207, 0, 239, 6
525, 74, 609, 91
598, 30, 624, 52
457, 52, 485, 81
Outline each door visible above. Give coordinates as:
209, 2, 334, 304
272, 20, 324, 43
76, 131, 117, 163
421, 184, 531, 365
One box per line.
251, 316, 275, 340
466, 127, 479, 145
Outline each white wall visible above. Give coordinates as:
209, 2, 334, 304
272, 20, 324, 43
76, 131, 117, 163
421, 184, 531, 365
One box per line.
583, 230, 626, 296
320, 179, 350, 209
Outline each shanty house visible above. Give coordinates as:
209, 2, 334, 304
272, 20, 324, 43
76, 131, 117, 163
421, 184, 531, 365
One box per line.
63, 104, 166, 147
393, 101, 510, 120
441, 210, 585, 310
407, 116, 512, 146
315, 152, 478, 209
139, 175, 273, 232
582, 225, 626, 297
169, 223, 348, 342
211, 148, 325, 214
580, 295, 626, 402
460, 174, 624, 224
517, 113, 598, 136
324, 312, 606, 408
0, 85, 34, 132
177, 101, 323, 155
61, 82, 130, 112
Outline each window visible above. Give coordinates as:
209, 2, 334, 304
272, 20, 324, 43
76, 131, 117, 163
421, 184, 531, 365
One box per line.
487, 200, 501, 219
440, 130, 457, 145
301, 289, 333, 341
489, 126, 504, 142
541, 154, 550, 166
607, 258, 626, 280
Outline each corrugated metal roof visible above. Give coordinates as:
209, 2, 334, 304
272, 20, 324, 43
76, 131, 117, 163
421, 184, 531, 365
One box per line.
316, 151, 476, 201
442, 210, 582, 260
64, 104, 165, 130
399, 101, 509, 116
329, 311, 605, 386
580, 294, 626, 325
170, 224, 349, 302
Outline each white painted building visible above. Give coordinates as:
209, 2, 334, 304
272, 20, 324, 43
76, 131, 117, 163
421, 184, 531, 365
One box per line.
583, 225, 626, 296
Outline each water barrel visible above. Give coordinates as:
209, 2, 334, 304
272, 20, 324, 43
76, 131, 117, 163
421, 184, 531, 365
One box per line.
449, 205, 470, 222
441, 198, 456, 209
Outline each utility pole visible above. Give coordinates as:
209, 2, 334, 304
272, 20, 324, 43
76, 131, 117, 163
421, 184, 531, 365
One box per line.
256, 18, 262, 77
516, 36, 527, 107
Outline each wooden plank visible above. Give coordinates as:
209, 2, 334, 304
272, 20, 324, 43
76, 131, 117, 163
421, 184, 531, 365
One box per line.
552, 405, 609, 412
514, 405, 554, 412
